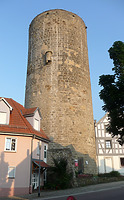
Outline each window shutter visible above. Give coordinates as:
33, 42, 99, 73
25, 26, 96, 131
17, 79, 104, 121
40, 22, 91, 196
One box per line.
6, 138, 11, 150
0, 112, 7, 124
34, 118, 39, 131
8, 167, 16, 178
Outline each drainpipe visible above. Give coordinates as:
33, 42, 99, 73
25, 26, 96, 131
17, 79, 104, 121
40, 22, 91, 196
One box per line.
29, 135, 34, 194
38, 141, 41, 197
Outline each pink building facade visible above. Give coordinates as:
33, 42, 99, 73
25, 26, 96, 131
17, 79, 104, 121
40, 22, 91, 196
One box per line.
0, 98, 49, 197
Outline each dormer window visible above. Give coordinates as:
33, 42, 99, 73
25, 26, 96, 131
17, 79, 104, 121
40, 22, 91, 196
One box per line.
0, 112, 7, 124
22, 107, 41, 131
0, 98, 13, 125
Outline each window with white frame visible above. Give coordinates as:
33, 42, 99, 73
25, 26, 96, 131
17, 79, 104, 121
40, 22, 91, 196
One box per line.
0, 112, 7, 124
8, 166, 16, 178
120, 158, 124, 167
105, 140, 112, 149
5, 138, 17, 151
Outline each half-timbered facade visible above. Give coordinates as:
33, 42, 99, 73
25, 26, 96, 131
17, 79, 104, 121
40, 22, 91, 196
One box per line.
95, 113, 124, 175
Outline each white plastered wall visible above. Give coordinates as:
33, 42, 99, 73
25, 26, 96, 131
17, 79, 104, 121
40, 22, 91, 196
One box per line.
98, 155, 124, 175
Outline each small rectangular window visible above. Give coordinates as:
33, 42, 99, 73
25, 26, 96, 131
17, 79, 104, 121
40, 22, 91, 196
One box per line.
37, 142, 40, 155
44, 151, 47, 159
8, 166, 16, 178
105, 140, 112, 149
44, 145, 47, 159
5, 138, 17, 152
120, 158, 124, 167
44, 145, 47, 151
37, 141, 42, 156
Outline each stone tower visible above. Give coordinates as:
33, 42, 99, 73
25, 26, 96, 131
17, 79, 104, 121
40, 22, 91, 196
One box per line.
25, 9, 97, 174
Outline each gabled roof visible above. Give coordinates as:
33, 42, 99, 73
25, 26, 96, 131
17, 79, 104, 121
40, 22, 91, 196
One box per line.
33, 160, 49, 168
0, 97, 13, 111
0, 98, 49, 141
96, 112, 109, 125
21, 107, 37, 116
21, 107, 42, 118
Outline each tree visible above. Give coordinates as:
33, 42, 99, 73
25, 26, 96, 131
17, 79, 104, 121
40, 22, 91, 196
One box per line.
99, 41, 124, 145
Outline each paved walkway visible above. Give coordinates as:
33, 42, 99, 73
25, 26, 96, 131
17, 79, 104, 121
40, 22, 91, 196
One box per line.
1, 181, 124, 200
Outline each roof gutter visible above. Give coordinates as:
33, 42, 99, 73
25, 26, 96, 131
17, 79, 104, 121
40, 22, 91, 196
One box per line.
0, 132, 49, 143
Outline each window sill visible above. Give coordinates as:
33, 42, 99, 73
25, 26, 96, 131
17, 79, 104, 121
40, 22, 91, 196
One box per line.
4, 150, 17, 153
8, 177, 15, 179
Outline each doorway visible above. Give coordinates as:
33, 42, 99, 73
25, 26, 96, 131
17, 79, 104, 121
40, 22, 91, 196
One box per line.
105, 157, 113, 173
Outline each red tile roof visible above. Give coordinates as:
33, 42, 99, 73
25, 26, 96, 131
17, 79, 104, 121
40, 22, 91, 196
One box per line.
21, 107, 38, 116
34, 160, 49, 168
0, 98, 49, 141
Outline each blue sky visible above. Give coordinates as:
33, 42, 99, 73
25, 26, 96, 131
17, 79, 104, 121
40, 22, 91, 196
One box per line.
0, 0, 124, 121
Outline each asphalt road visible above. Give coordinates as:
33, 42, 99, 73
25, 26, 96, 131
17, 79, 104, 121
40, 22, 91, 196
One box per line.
1, 181, 124, 200
39, 185, 124, 200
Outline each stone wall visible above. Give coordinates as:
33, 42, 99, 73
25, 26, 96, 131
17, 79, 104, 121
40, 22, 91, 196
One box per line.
47, 143, 78, 186
47, 142, 97, 186
25, 9, 97, 174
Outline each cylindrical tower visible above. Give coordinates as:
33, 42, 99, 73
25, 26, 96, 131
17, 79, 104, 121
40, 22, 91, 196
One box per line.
25, 9, 97, 173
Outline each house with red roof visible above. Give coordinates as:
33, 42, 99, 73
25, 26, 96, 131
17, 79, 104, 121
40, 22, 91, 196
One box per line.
0, 97, 49, 197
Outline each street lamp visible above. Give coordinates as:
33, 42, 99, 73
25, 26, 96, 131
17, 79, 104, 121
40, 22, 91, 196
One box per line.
38, 141, 41, 197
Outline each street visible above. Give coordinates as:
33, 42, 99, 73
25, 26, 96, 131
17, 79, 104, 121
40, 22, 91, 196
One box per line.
1, 181, 124, 200
38, 186, 124, 200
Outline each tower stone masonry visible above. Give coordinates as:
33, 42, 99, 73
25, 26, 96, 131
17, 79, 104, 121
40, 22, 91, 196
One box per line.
25, 9, 97, 174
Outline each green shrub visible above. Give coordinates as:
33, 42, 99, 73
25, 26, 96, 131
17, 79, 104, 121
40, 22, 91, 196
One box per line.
46, 157, 72, 190
98, 171, 120, 177
109, 171, 120, 177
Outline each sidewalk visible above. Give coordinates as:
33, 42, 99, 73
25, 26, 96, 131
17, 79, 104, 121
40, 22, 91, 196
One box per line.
1, 181, 124, 200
